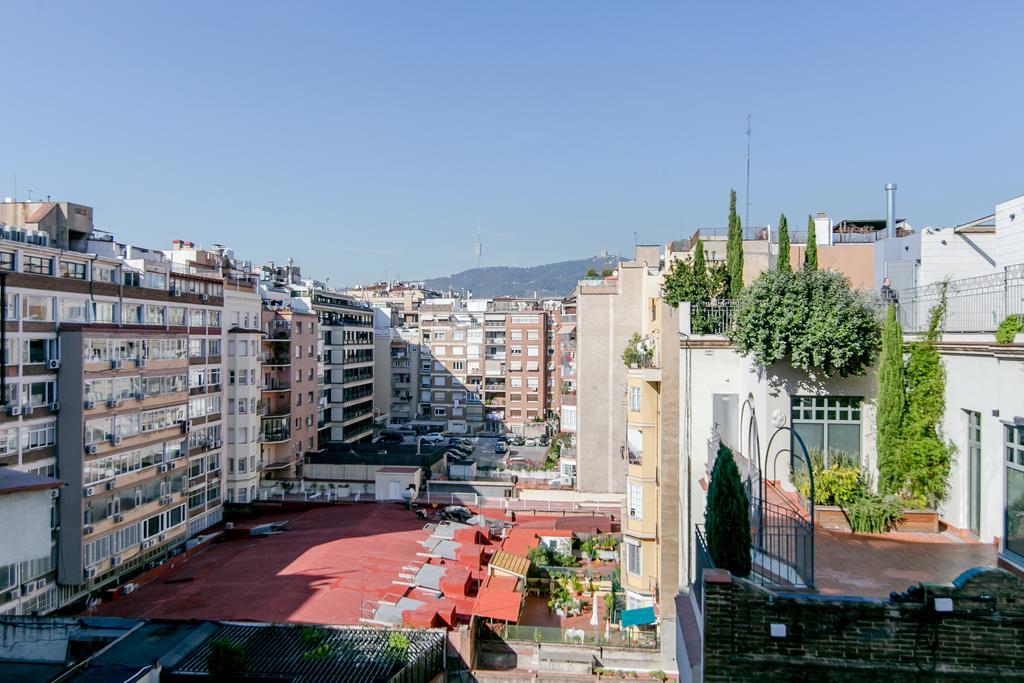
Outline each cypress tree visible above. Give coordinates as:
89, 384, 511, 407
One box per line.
804, 214, 818, 271
705, 443, 751, 577
776, 213, 791, 273
692, 238, 709, 301
876, 304, 905, 496
726, 190, 744, 297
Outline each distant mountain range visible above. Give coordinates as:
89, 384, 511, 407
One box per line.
423, 255, 622, 299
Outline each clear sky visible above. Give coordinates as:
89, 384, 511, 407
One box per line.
2, 1, 1021, 284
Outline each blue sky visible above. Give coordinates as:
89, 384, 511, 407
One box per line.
2, 2, 1021, 283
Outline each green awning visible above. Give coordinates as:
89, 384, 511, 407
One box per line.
619, 606, 656, 627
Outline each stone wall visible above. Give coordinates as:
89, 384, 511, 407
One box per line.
702, 567, 1024, 682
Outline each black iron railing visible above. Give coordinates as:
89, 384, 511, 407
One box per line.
750, 495, 814, 589
694, 525, 713, 609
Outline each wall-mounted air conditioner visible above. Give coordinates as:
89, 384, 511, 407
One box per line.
48, 359, 61, 369
87, 445, 99, 455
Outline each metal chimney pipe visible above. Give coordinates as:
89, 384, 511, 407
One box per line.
885, 183, 897, 238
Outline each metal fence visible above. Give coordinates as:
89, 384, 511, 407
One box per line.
750, 495, 814, 589
898, 264, 1024, 334
694, 526, 713, 609
689, 301, 737, 336
484, 623, 658, 650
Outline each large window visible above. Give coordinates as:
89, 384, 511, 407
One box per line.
625, 540, 642, 576
1005, 424, 1024, 561
628, 482, 643, 519
23, 255, 53, 275
791, 396, 862, 460
630, 386, 641, 412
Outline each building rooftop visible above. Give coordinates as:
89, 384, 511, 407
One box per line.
0, 469, 62, 495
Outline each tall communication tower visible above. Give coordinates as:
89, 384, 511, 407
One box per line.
474, 223, 482, 268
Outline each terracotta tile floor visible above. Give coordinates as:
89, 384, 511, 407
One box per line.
814, 528, 998, 598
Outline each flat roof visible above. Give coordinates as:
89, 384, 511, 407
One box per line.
377, 466, 421, 474
0, 469, 63, 495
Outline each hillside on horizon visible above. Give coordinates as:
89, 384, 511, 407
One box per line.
423, 255, 622, 298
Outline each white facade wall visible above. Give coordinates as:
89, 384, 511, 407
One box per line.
938, 349, 1024, 553
917, 228, 999, 286
995, 194, 1024, 268
0, 490, 52, 566
224, 287, 262, 504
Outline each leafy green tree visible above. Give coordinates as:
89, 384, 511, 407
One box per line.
691, 239, 709, 298
730, 269, 881, 378
804, 215, 818, 271
706, 443, 751, 577
776, 213, 791, 273
876, 304, 906, 496
726, 190, 744, 297
600, 267, 614, 277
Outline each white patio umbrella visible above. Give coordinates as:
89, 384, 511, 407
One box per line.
590, 595, 599, 627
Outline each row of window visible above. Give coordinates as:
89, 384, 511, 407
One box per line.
189, 424, 222, 450
86, 374, 188, 402
4, 294, 222, 327
0, 422, 56, 455
86, 338, 188, 363
0, 250, 117, 283
83, 439, 187, 484
83, 504, 187, 567
85, 474, 186, 525
85, 405, 188, 444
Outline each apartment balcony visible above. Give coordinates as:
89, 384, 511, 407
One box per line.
262, 355, 292, 367
625, 350, 661, 383
261, 429, 291, 444
484, 384, 506, 393
261, 406, 291, 419
391, 360, 411, 369
485, 352, 506, 361
262, 381, 292, 392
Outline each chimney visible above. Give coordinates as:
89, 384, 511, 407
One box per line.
172, 239, 183, 250
885, 183, 897, 238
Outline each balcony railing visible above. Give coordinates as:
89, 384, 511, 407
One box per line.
484, 624, 657, 650
683, 300, 737, 336
897, 264, 1024, 334
694, 526, 713, 609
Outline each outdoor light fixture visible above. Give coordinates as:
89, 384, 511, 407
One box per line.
771, 409, 787, 429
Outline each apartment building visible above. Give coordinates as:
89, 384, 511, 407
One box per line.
259, 298, 318, 480
418, 302, 485, 434
164, 242, 263, 505
386, 339, 420, 427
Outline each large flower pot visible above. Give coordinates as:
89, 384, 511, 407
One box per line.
895, 509, 939, 533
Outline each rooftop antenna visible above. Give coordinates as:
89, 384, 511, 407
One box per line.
474, 223, 482, 268
745, 113, 752, 229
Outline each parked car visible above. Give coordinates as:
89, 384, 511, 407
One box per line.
494, 442, 507, 454
420, 433, 445, 444
538, 435, 550, 447
525, 437, 537, 447
511, 436, 526, 447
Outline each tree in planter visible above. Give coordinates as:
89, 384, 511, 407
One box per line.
621, 333, 653, 368
705, 444, 751, 577
876, 304, 906, 496
776, 213, 791, 273
726, 190, 744, 298
730, 269, 881, 378
804, 215, 818, 271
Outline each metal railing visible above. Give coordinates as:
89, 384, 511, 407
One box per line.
897, 263, 1024, 334
749, 495, 814, 589
484, 624, 658, 650
688, 301, 737, 336
694, 526, 713, 609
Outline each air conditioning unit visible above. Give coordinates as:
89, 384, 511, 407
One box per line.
49, 402, 60, 412
159, 496, 171, 506
170, 286, 181, 297
110, 555, 123, 567
21, 581, 39, 594
111, 360, 123, 370
109, 434, 122, 446
8, 405, 20, 417
137, 358, 147, 368
105, 480, 117, 491
47, 359, 61, 369
87, 445, 99, 455
84, 400, 95, 409
213, 440, 222, 449
140, 540, 153, 550
158, 464, 168, 473
83, 486, 96, 497
140, 424, 150, 433
113, 513, 124, 523
83, 525, 95, 535
85, 567, 97, 579
107, 399, 120, 409
158, 533, 168, 541
50, 488, 60, 499
123, 583, 137, 595
22, 405, 33, 416
6, 588, 21, 600
168, 462, 177, 470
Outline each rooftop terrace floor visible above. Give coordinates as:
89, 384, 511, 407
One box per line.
93, 504, 433, 624
814, 528, 998, 598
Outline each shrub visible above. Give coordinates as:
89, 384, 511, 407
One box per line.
705, 444, 751, 577
526, 545, 552, 567
387, 631, 411, 657
876, 304, 906, 492
622, 333, 653, 368
207, 638, 246, 680
730, 269, 881, 378
846, 495, 904, 533
814, 465, 866, 507
996, 314, 1023, 344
